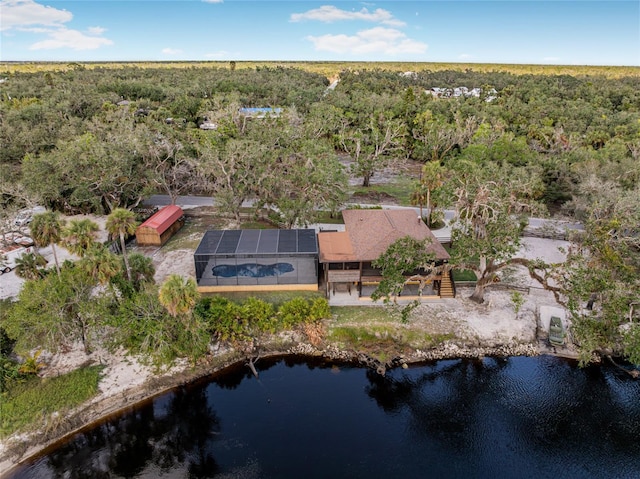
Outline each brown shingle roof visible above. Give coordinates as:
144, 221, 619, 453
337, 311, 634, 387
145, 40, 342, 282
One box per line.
318, 231, 354, 262
319, 209, 450, 263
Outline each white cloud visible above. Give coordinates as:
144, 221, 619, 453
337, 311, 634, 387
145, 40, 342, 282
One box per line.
205, 50, 230, 59
202, 0, 223, 3
543, 56, 561, 62
30, 28, 113, 50
306, 27, 427, 55
3, 0, 113, 52
15, 26, 50, 33
458, 53, 472, 60
291, 5, 405, 27
87, 26, 106, 35
162, 48, 183, 55
0, 0, 72, 31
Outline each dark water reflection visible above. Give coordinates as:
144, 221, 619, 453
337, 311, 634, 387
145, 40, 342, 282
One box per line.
8, 355, 640, 479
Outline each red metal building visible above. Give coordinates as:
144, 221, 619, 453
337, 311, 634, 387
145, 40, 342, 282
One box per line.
135, 205, 185, 246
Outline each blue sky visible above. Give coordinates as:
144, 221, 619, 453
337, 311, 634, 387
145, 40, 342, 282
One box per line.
1, 0, 639, 65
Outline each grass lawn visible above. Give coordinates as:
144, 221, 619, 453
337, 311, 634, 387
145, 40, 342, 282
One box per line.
314, 211, 345, 224
330, 305, 393, 323
350, 174, 417, 207
0, 365, 104, 437
452, 269, 477, 282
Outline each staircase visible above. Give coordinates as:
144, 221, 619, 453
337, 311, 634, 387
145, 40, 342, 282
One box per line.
439, 270, 456, 298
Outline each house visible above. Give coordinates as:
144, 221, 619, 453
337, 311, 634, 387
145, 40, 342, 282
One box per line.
199, 120, 218, 130
135, 205, 185, 246
194, 228, 318, 293
426, 86, 497, 102
0, 233, 35, 274
318, 209, 454, 299
238, 107, 282, 119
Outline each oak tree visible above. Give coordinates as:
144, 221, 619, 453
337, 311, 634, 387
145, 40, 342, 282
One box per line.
339, 114, 405, 187
448, 159, 545, 303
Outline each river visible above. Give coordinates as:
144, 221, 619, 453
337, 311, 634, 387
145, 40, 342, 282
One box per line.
7, 355, 640, 478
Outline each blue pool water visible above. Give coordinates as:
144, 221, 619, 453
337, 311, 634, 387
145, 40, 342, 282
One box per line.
211, 262, 294, 277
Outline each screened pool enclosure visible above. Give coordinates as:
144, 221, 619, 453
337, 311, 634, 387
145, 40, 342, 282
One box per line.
194, 229, 319, 292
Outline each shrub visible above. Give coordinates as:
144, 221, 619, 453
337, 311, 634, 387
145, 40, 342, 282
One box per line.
18, 350, 45, 375
194, 296, 230, 322
0, 356, 21, 393
106, 289, 178, 365
278, 297, 311, 328
195, 297, 249, 343
194, 296, 329, 344
309, 297, 331, 321
240, 297, 277, 333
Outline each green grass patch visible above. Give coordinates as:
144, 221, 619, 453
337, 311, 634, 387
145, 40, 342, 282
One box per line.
402, 330, 456, 348
326, 305, 458, 361
326, 325, 454, 362
350, 175, 416, 207
328, 325, 454, 349
313, 210, 345, 224
330, 305, 395, 323
452, 269, 477, 282
329, 325, 391, 344
0, 365, 104, 437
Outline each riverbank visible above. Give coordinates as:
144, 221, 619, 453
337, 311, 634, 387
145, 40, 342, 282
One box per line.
0, 283, 571, 478
0, 206, 576, 477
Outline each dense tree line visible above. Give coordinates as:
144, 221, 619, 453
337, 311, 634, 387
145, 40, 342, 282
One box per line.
1, 64, 639, 365
2, 65, 639, 216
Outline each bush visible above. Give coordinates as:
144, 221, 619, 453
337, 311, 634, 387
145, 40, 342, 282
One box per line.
195, 297, 249, 343
240, 297, 277, 333
278, 297, 311, 328
0, 356, 21, 393
195, 296, 232, 322
309, 298, 331, 321
107, 289, 168, 353
194, 296, 329, 344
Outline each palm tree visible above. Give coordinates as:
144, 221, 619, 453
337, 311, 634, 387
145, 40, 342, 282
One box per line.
411, 162, 448, 227
63, 218, 99, 257
80, 244, 121, 285
106, 208, 138, 282
14, 252, 47, 280
30, 211, 64, 277
127, 252, 156, 292
158, 274, 200, 319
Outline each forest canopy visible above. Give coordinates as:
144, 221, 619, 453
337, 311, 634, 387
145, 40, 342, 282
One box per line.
1, 61, 640, 364
2, 62, 638, 216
